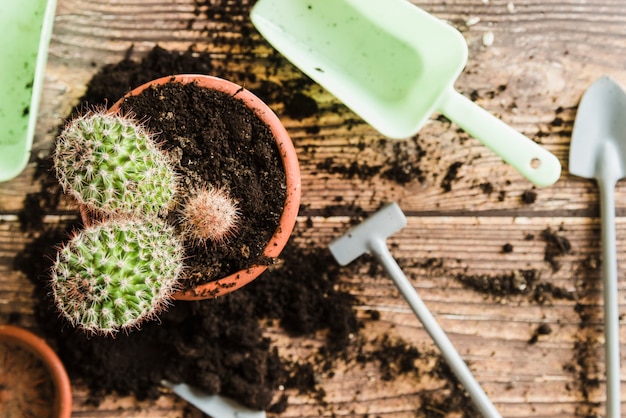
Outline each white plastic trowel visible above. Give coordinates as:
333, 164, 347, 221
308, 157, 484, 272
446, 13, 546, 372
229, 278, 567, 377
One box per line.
162, 380, 266, 418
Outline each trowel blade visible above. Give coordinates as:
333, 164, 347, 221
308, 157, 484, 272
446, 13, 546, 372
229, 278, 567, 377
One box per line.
569, 76, 626, 180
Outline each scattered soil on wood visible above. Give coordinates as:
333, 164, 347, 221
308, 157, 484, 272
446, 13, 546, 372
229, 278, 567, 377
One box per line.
14, 45, 482, 416
453, 222, 602, 417
566, 253, 603, 418
315, 136, 428, 185
15, 215, 479, 416
528, 323, 553, 345
541, 227, 572, 272
521, 189, 538, 204
455, 268, 575, 304
15, 35, 600, 415
441, 161, 464, 192
16, 223, 360, 409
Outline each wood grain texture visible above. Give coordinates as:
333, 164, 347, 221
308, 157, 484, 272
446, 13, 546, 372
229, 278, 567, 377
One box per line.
2, 0, 626, 416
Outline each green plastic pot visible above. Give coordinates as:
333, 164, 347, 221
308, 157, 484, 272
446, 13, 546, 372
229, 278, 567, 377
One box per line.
0, 0, 57, 182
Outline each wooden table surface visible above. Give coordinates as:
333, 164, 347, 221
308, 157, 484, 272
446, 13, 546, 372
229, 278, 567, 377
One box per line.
3, 0, 626, 417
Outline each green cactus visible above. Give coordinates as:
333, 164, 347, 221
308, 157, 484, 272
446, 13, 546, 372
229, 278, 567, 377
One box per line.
51, 218, 185, 334
54, 111, 177, 217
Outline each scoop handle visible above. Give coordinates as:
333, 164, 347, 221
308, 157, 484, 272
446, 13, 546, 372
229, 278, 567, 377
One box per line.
438, 88, 561, 187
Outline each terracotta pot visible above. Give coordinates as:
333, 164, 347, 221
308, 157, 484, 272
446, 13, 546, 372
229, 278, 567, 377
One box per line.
109, 74, 301, 300
0, 325, 72, 418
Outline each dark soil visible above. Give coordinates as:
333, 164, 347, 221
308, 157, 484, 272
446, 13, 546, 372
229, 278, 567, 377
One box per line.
16, 224, 360, 410
521, 189, 538, 204
528, 323, 552, 345
541, 227, 572, 272
315, 136, 428, 185
14, 41, 594, 417
15, 45, 480, 416
118, 80, 286, 287
455, 268, 574, 303
440, 161, 464, 192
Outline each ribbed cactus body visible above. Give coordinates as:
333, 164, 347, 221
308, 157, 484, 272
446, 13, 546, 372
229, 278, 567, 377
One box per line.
181, 185, 240, 245
51, 218, 184, 334
54, 112, 177, 216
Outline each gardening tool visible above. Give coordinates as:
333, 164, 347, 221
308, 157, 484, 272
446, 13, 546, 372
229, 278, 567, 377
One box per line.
0, 0, 57, 182
162, 380, 266, 418
328, 203, 501, 418
569, 76, 626, 418
250, 0, 561, 187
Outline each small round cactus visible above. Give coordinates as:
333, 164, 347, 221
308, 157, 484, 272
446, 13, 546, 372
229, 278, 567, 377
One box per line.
51, 218, 185, 334
54, 111, 177, 217
180, 185, 240, 245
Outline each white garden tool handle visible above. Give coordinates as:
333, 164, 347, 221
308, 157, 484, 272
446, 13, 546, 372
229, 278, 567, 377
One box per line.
438, 87, 562, 187
598, 149, 622, 418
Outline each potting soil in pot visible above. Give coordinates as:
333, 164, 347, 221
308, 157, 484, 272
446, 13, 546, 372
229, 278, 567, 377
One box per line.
118, 80, 286, 288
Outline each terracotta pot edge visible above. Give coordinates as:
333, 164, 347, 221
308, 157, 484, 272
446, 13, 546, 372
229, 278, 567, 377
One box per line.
108, 74, 301, 301
0, 325, 72, 418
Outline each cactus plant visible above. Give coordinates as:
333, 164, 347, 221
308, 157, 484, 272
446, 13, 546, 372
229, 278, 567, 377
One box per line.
51, 218, 185, 335
54, 111, 177, 217
180, 185, 241, 245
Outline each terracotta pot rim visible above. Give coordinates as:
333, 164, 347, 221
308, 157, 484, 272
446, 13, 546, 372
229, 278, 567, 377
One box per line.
0, 325, 72, 418
109, 74, 301, 300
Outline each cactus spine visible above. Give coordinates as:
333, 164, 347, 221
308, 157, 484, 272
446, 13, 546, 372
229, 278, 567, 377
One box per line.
180, 185, 241, 245
54, 111, 177, 217
51, 218, 184, 335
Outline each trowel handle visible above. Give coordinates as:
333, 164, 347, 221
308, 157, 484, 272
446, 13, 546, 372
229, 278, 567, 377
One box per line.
368, 239, 502, 418
599, 174, 622, 418
438, 88, 562, 187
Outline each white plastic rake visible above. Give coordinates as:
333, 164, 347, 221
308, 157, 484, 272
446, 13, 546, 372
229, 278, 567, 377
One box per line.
329, 202, 501, 418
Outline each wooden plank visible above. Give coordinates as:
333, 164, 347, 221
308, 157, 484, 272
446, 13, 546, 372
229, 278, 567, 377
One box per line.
0, 214, 620, 416
2, 0, 626, 416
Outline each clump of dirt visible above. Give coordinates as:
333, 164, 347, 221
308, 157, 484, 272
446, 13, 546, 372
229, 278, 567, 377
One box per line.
478, 182, 494, 195
455, 269, 575, 303
78, 46, 214, 110
380, 139, 428, 184
521, 189, 538, 204
441, 161, 463, 192
282, 92, 319, 119
528, 323, 552, 344
366, 334, 423, 381
316, 136, 428, 185
541, 227, 572, 272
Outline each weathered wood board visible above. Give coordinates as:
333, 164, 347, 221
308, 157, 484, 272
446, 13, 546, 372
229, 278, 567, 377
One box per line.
2, 0, 626, 417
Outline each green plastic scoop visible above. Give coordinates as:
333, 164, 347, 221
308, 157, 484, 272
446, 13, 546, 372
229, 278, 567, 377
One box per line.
250, 0, 562, 187
0, 0, 57, 182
